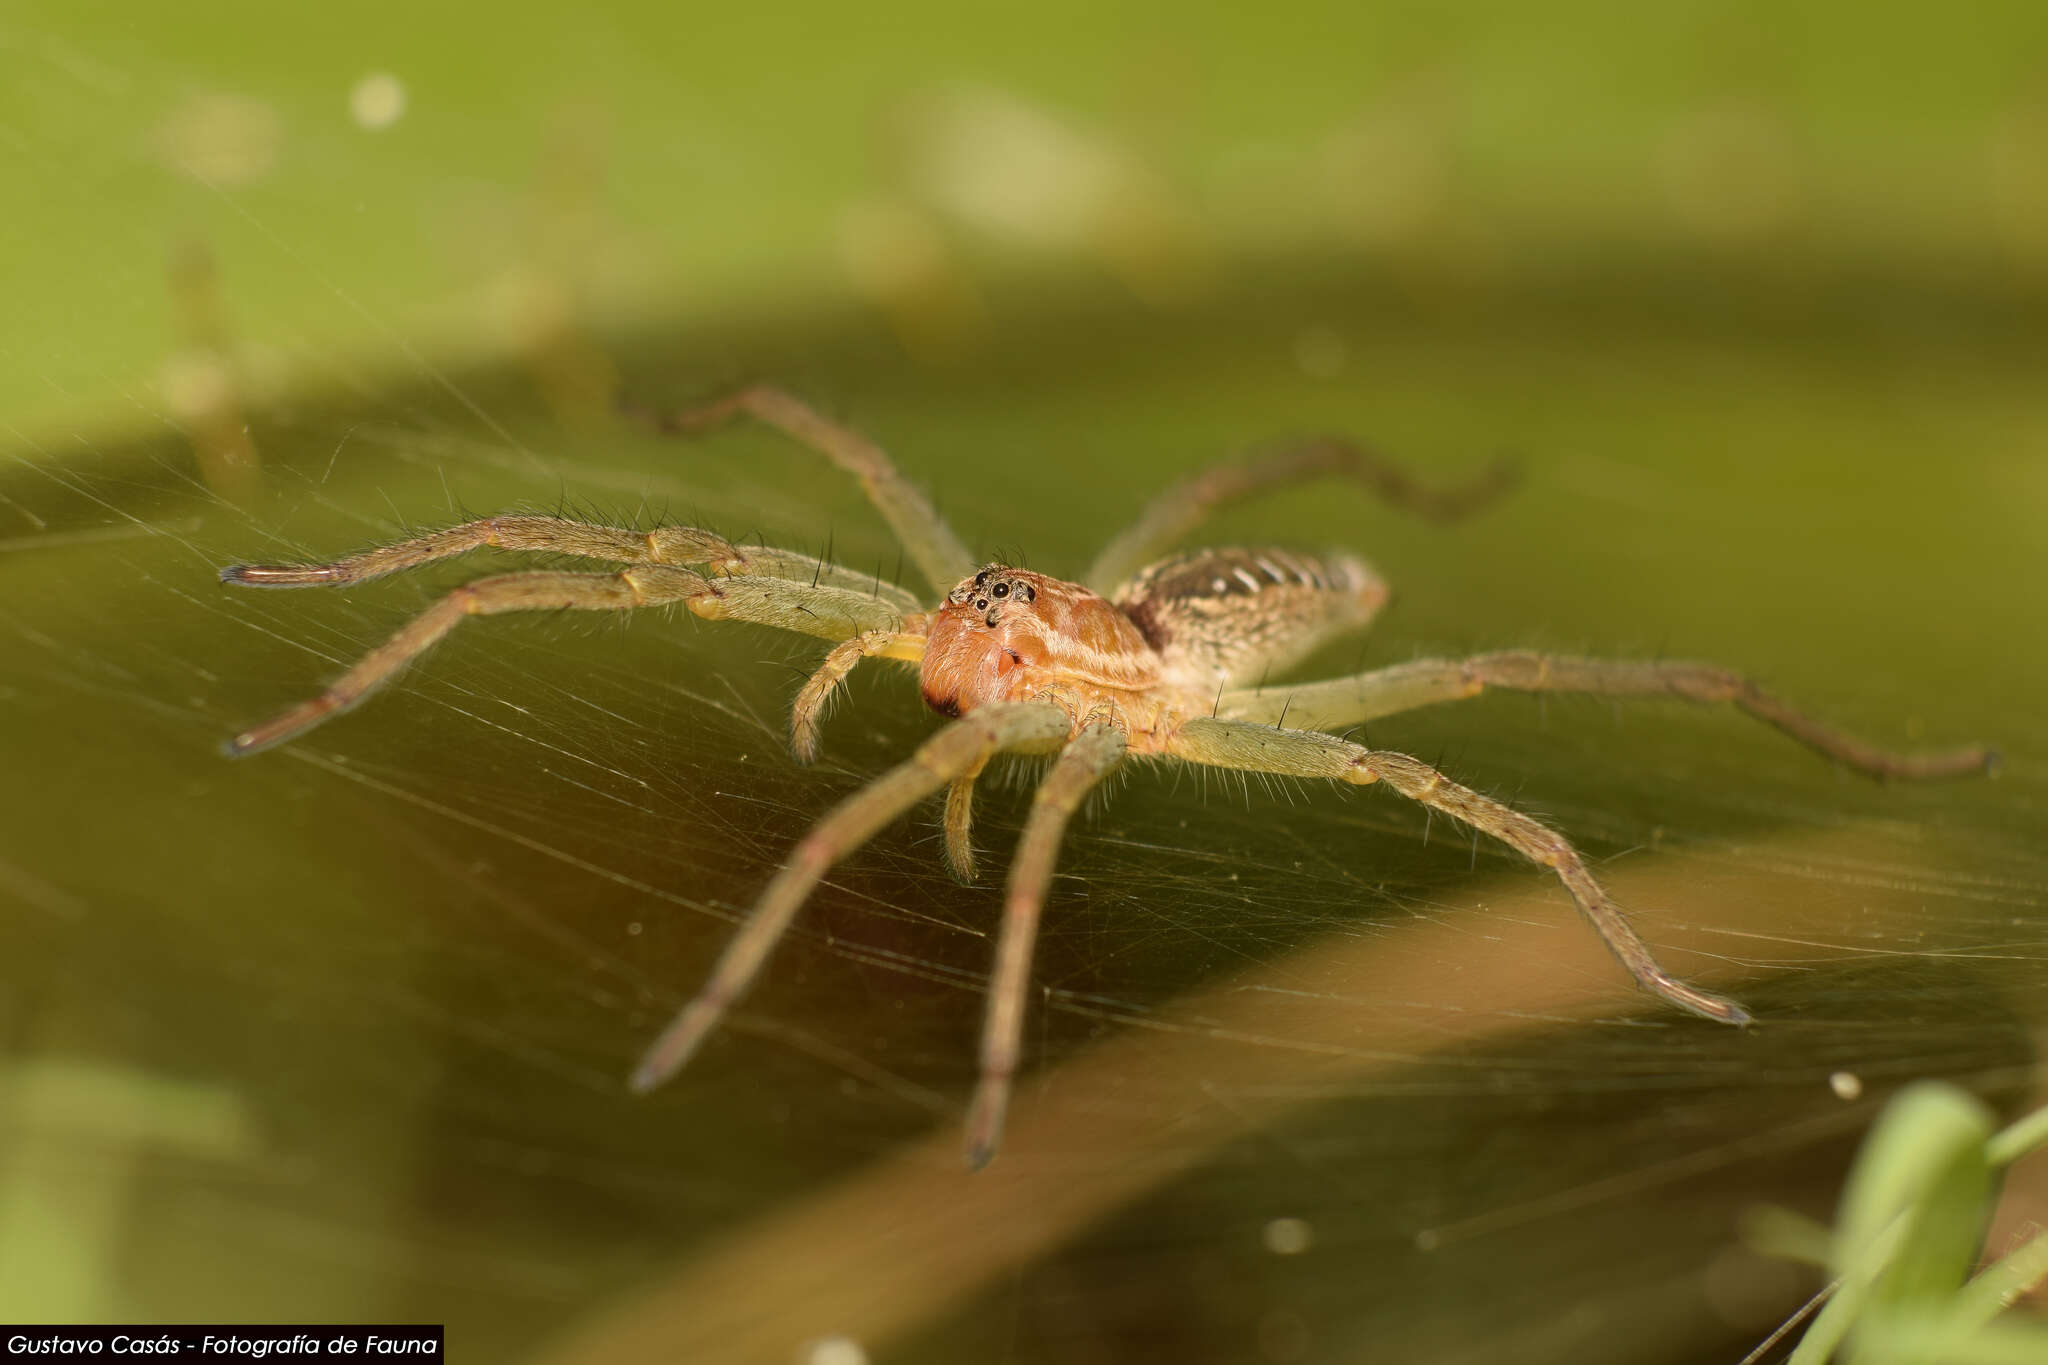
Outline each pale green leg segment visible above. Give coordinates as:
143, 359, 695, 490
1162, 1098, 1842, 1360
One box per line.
630, 384, 978, 595
964, 724, 1128, 1169
1165, 717, 1752, 1027
1216, 652, 1995, 781
630, 702, 1072, 1097
1087, 436, 1515, 593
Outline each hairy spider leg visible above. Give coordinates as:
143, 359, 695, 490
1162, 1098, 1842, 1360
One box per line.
1216, 652, 1998, 781
943, 769, 983, 884
1087, 435, 1518, 592
221, 515, 745, 587
629, 702, 1072, 1098
223, 513, 926, 614
1166, 717, 1752, 1026
223, 557, 915, 754
624, 383, 979, 595
789, 630, 930, 765
223, 566, 715, 754
965, 723, 1127, 1169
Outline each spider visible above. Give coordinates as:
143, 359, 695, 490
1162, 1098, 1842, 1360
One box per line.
220, 386, 1997, 1167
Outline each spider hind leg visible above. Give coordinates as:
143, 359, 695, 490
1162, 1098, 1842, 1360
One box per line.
1164, 717, 1752, 1026
1215, 652, 1996, 781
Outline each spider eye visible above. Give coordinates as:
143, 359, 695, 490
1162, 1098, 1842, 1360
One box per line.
974, 598, 989, 611
1020, 585, 1036, 603
992, 583, 1010, 598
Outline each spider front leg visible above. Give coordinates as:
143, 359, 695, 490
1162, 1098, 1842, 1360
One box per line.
221, 514, 745, 587
224, 542, 915, 753
1216, 652, 1997, 781
222, 565, 721, 754
629, 702, 1071, 1099
966, 723, 1127, 1168
1166, 718, 1750, 1026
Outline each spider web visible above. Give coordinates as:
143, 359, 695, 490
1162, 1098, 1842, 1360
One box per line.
4, 12, 2048, 1365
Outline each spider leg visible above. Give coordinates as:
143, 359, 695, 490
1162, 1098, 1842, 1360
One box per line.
221, 515, 744, 587
1215, 652, 1997, 781
790, 630, 928, 765
629, 701, 1071, 1096
1087, 435, 1516, 592
966, 724, 1126, 1169
1165, 717, 1751, 1026
721, 545, 926, 614
220, 515, 928, 615
942, 768, 982, 884
623, 384, 978, 595
225, 567, 919, 754
225, 566, 713, 753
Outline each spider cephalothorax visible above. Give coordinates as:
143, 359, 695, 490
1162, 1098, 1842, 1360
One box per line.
220, 385, 1998, 1167
923, 566, 1159, 725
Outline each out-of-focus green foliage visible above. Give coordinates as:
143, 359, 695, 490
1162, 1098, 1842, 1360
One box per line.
1751, 1084, 2048, 1363
5, 1, 2048, 443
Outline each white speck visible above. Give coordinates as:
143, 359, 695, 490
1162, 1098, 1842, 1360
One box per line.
802, 1337, 869, 1365
350, 72, 407, 130
1211, 577, 1228, 592
1292, 324, 1348, 379
626, 921, 642, 936
1262, 1216, 1314, 1255
1829, 1070, 1862, 1101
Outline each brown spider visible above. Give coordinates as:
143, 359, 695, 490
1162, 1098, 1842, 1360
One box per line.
221, 386, 1996, 1167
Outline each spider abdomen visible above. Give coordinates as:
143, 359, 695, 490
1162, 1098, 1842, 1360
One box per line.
1114, 547, 1388, 690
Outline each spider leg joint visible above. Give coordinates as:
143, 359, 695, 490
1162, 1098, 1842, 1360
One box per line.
685, 588, 731, 620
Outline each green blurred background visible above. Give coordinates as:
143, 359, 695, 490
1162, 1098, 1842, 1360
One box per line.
3, 3, 2045, 1362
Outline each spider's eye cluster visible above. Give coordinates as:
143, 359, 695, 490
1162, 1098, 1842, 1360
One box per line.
962, 566, 1036, 619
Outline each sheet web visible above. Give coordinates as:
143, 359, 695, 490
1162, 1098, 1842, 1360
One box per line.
7, 373, 2043, 1364
1, 21, 2043, 1347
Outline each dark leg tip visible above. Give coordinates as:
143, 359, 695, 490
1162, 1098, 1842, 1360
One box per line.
219, 563, 341, 587
1984, 748, 2005, 778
